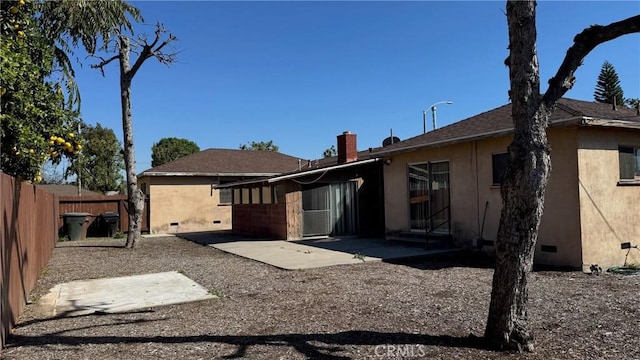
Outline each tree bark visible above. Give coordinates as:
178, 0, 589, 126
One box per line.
118, 34, 143, 248
484, 2, 639, 352
484, 1, 549, 352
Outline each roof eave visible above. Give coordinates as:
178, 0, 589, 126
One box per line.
580, 117, 640, 129
138, 172, 282, 178
214, 158, 381, 189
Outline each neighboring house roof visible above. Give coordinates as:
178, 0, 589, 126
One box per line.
373, 98, 640, 156
138, 148, 304, 177
36, 184, 102, 196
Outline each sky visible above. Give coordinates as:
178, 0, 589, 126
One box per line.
70, 1, 640, 173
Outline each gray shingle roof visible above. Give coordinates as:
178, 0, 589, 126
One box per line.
139, 148, 303, 176
372, 98, 640, 155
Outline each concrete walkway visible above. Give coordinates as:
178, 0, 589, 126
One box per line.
179, 232, 457, 270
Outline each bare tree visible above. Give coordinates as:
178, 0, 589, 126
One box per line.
484, 1, 639, 351
93, 24, 177, 248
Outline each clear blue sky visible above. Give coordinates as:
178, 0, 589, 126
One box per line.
71, 1, 640, 173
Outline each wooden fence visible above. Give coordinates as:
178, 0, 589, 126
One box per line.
1, 172, 59, 349
58, 195, 150, 235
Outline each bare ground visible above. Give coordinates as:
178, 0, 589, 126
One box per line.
2, 236, 639, 360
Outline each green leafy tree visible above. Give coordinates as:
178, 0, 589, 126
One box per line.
593, 60, 625, 106
151, 137, 200, 167
323, 145, 337, 158
38, 0, 142, 110
66, 123, 125, 193
0, 0, 140, 182
1, 0, 81, 182
625, 98, 640, 109
239, 140, 279, 152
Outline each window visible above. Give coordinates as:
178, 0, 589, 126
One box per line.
262, 186, 272, 204
232, 188, 241, 204
492, 153, 508, 185
241, 188, 250, 204
251, 187, 261, 204
219, 188, 232, 205
619, 146, 640, 180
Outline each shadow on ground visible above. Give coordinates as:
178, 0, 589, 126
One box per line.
176, 230, 273, 246
385, 250, 496, 270
8, 329, 487, 359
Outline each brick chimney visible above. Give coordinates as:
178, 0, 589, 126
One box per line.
337, 131, 357, 164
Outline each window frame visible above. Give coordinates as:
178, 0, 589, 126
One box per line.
491, 152, 508, 186
618, 146, 640, 184
218, 188, 232, 205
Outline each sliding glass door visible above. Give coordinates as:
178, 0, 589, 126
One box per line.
408, 161, 450, 233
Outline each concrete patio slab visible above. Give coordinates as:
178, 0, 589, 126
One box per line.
197, 234, 457, 270
42, 271, 216, 317
211, 240, 376, 269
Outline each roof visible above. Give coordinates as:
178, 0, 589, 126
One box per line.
138, 148, 303, 177
214, 157, 381, 189
313, 148, 381, 168
36, 184, 102, 196
373, 98, 640, 156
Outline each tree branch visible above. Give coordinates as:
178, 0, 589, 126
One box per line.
543, 15, 640, 107
90, 55, 120, 77
127, 23, 177, 79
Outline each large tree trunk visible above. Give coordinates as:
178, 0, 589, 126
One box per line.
484, 1, 550, 351
480, 1, 637, 352
118, 35, 143, 248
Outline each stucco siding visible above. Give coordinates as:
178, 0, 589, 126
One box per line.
577, 128, 640, 270
383, 143, 480, 242
382, 127, 583, 267
140, 176, 231, 234
538, 128, 582, 267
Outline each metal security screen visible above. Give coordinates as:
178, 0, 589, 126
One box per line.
302, 185, 331, 236
302, 182, 357, 237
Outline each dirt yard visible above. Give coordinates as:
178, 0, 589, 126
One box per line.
2, 236, 638, 359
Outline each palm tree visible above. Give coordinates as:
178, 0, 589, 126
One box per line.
38, 0, 143, 110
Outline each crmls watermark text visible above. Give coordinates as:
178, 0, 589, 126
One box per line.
374, 344, 427, 358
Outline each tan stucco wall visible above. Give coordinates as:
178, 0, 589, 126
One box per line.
577, 128, 640, 271
383, 127, 583, 267
138, 176, 231, 234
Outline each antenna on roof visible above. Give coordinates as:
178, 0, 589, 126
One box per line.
382, 129, 401, 147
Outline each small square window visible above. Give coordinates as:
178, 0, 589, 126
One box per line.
619, 146, 640, 180
219, 188, 232, 205
492, 153, 508, 185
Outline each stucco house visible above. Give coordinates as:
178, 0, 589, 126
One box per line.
215, 132, 386, 240
137, 148, 302, 234
372, 98, 640, 271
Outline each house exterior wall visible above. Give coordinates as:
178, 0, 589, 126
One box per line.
383, 127, 583, 268
232, 204, 287, 239
577, 127, 640, 271
229, 163, 384, 240
138, 176, 231, 234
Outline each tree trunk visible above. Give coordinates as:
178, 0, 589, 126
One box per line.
484, 1, 551, 351
118, 34, 143, 248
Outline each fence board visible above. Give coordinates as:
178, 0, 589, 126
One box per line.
58, 195, 149, 235
1, 173, 59, 349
